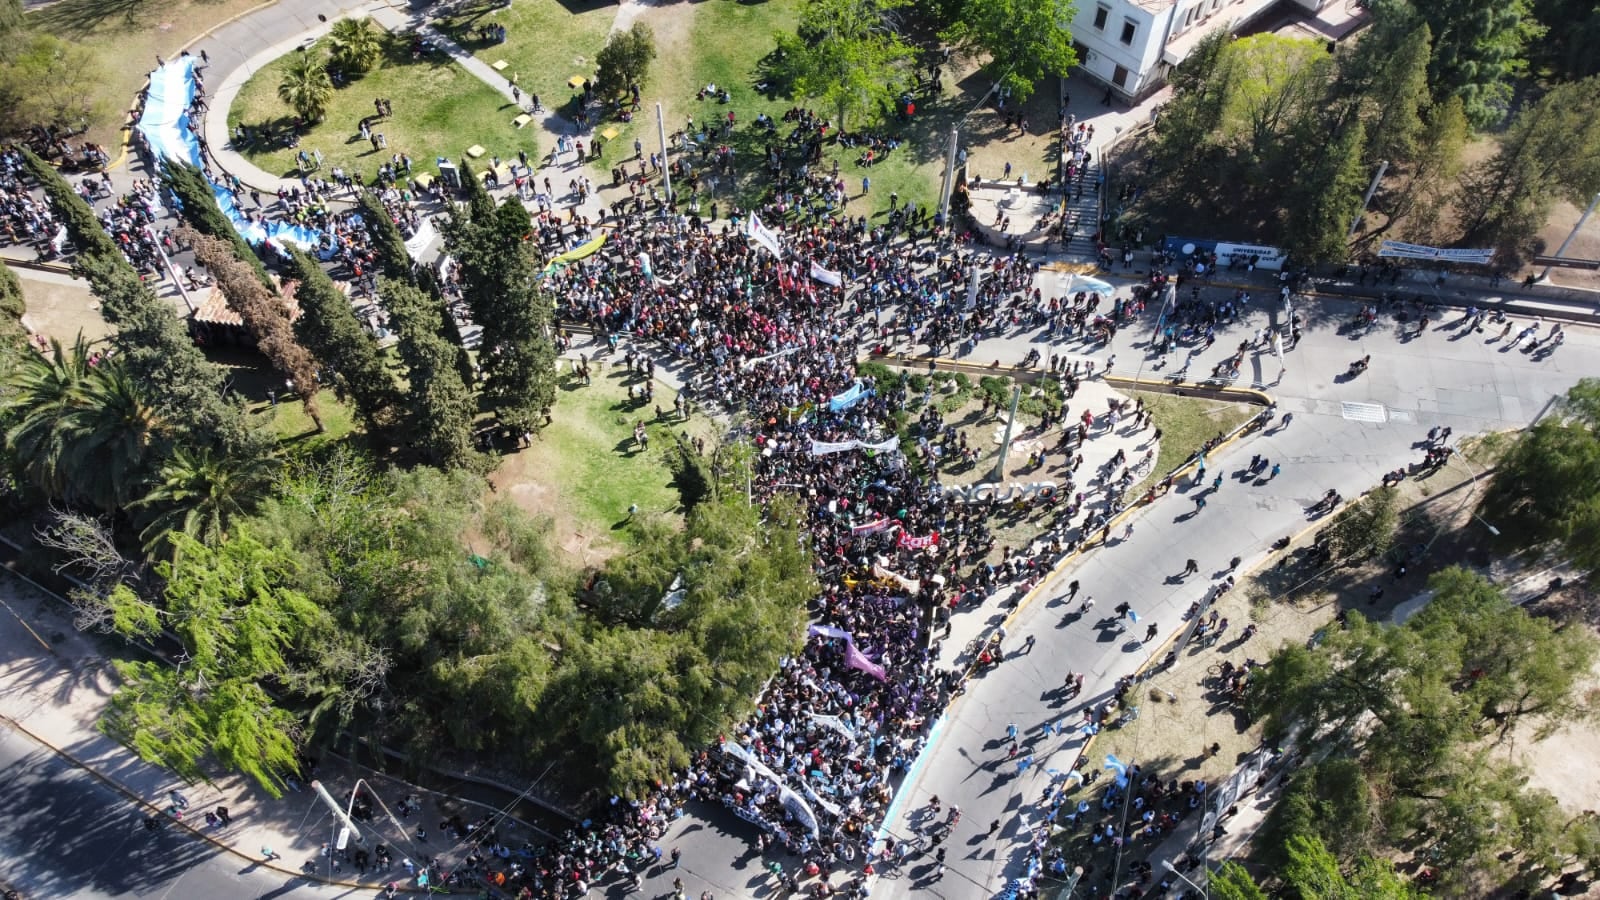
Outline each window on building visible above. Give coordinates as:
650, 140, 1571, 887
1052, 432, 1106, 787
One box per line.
1113, 65, 1130, 88
1182, 7, 1196, 29
1093, 5, 1109, 29
1121, 19, 1137, 44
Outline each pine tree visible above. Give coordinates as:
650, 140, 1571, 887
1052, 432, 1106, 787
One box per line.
19, 149, 247, 450
441, 191, 556, 435
355, 191, 416, 282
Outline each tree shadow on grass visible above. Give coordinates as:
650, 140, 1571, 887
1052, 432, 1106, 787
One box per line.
32, 0, 151, 37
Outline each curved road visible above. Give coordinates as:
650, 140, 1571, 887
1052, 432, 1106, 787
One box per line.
871, 292, 1599, 899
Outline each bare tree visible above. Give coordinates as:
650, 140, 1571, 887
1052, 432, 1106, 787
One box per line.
33, 505, 140, 632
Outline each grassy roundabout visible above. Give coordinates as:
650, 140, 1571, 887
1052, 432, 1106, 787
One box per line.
228, 29, 523, 183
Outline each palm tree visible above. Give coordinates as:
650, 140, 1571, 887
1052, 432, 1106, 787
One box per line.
61, 364, 165, 511
134, 445, 279, 556
3, 334, 98, 501
277, 50, 334, 123
327, 18, 383, 76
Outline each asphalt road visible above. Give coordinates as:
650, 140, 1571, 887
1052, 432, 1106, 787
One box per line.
0, 722, 358, 900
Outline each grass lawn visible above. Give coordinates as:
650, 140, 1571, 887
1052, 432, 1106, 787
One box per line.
433, 0, 618, 120
210, 348, 364, 448
29, 0, 271, 151
1133, 390, 1254, 493
434, 0, 1062, 219
228, 32, 530, 184
490, 365, 720, 567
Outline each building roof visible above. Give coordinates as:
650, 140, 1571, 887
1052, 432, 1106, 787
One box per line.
193, 279, 307, 327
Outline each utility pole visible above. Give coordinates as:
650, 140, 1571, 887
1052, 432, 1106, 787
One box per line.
991, 384, 1022, 482
1540, 191, 1600, 281
1346, 160, 1389, 239
655, 102, 672, 217
938, 127, 959, 222
310, 780, 363, 846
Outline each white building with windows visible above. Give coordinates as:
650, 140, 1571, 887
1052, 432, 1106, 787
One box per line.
1069, 0, 1331, 102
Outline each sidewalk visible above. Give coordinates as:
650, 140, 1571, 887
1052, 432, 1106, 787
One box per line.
0, 565, 547, 895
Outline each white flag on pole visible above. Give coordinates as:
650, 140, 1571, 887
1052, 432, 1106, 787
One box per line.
746, 213, 784, 257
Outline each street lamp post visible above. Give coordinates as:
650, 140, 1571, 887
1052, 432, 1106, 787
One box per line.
1161, 858, 1206, 898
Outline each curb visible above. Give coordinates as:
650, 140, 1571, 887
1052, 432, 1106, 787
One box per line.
0, 710, 372, 891
106, 0, 282, 172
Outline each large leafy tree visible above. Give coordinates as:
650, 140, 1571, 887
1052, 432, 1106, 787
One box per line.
1281, 120, 1368, 263
1529, 0, 1600, 79
100, 531, 326, 796
327, 17, 383, 76
1330, 3, 1432, 167
380, 276, 478, 470
771, 0, 914, 130
182, 227, 325, 433
1455, 77, 1600, 254
1479, 379, 1600, 572
0, 260, 27, 352
1407, 0, 1538, 127
0, 32, 106, 136
595, 22, 656, 97
277, 48, 334, 123
245, 455, 566, 760
550, 494, 814, 792
1249, 567, 1596, 886
283, 248, 400, 435
941, 0, 1078, 102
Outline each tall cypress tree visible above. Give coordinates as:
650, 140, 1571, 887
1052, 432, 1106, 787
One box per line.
161, 162, 275, 292
355, 192, 416, 282
283, 248, 400, 435
441, 192, 556, 435
382, 276, 478, 469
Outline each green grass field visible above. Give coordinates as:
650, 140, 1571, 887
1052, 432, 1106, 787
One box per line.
228, 32, 530, 184
28, 0, 271, 151
433, 0, 618, 118
492, 366, 720, 561
1135, 390, 1254, 493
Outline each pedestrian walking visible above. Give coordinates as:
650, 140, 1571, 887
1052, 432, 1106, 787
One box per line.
1006, 722, 1019, 740
1270, 462, 1281, 479
670, 847, 682, 869
1183, 558, 1199, 575
1022, 634, 1036, 654
1194, 496, 1207, 512
1212, 474, 1223, 491
1144, 623, 1159, 643
989, 819, 1002, 835
1121, 523, 1134, 541
1067, 579, 1081, 600
215, 805, 231, 826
